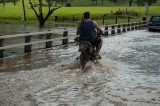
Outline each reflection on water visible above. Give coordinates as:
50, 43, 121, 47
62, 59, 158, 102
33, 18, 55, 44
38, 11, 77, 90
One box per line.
0, 23, 77, 35
0, 24, 39, 35
0, 30, 160, 106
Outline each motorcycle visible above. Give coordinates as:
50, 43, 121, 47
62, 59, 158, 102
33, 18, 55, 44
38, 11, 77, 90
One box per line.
78, 41, 97, 70
76, 31, 103, 71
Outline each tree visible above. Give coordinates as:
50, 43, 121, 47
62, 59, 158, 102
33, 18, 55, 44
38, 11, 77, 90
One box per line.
102, 0, 104, 6
21, 0, 26, 21
29, 0, 61, 28
128, 0, 134, 7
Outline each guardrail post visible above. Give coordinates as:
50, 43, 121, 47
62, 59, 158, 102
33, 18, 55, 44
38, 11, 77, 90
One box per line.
72, 16, 75, 22
131, 23, 134, 30
127, 23, 130, 31
135, 22, 138, 30
24, 34, 32, 53
62, 31, 68, 45
138, 22, 141, 30
105, 26, 109, 37
115, 17, 118, 24
143, 21, 145, 28
0, 35, 4, 58
111, 25, 115, 35
63, 16, 65, 22
128, 16, 130, 23
144, 21, 147, 29
122, 24, 126, 32
55, 16, 58, 21
141, 21, 144, 29
46, 30, 52, 48
117, 24, 121, 34
102, 15, 105, 25
144, 21, 148, 28
143, 17, 147, 21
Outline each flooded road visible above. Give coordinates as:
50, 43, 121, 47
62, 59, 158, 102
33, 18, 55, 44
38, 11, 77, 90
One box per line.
0, 30, 160, 106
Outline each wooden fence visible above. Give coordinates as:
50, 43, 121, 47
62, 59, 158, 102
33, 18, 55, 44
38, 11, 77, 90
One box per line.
0, 30, 75, 58
54, 15, 145, 25
0, 21, 148, 58
104, 21, 148, 36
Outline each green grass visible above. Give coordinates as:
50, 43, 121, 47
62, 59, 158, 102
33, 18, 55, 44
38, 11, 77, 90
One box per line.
53, 6, 160, 17
1, 3, 160, 19
71, 0, 129, 7
71, 0, 160, 7
0, 2, 160, 26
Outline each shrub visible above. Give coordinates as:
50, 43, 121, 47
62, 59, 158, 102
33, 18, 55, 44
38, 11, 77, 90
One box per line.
66, 2, 71, 7
113, 9, 140, 16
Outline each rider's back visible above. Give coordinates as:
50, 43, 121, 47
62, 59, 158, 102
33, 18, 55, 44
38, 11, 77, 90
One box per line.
80, 20, 96, 42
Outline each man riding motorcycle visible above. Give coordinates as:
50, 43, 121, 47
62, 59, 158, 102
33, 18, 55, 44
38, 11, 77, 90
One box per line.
77, 11, 104, 59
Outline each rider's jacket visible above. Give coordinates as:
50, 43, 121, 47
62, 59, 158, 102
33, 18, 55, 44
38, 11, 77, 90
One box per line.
80, 20, 96, 42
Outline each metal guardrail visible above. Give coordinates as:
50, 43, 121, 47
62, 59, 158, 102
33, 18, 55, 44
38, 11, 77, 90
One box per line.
0, 30, 74, 58
0, 21, 148, 58
104, 21, 148, 36
0, 37, 69, 50
0, 30, 56, 39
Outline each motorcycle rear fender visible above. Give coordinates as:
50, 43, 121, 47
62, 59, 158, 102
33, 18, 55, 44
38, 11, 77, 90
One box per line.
79, 41, 92, 53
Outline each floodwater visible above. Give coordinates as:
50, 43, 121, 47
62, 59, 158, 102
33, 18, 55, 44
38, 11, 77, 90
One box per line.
0, 24, 77, 57
0, 30, 160, 106
0, 24, 77, 35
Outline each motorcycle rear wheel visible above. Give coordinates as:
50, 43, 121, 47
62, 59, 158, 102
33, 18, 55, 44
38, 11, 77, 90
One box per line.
80, 53, 88, 71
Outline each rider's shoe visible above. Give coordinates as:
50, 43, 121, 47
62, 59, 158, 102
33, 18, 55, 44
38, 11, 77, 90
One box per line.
95, 55, 102, 59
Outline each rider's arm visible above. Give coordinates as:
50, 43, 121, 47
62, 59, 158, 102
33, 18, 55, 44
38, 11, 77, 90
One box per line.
93, 21, 104, 36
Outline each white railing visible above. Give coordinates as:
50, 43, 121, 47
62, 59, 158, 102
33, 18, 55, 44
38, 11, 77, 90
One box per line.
0, 21, 148, 58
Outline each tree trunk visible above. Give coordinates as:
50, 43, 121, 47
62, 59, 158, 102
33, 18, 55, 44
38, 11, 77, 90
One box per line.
3, 0, 6, 6
102, 0, 104, 6
38, 16, 45, 28
22, 0, 26, 21
129, 0, 134, 7
29, 0, 61, 28
13, 0, 16, 5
